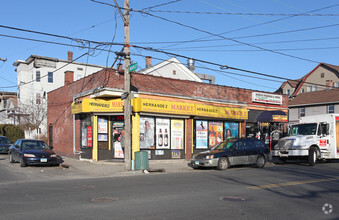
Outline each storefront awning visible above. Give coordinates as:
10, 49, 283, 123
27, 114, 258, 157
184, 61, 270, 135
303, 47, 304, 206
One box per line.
256, 110, 287, 122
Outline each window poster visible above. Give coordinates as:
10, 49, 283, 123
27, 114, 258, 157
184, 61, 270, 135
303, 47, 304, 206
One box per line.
156, 118, 170, 149
225, 122, 239, 140
87, 126, 93, 147
98, 134, 108, 141
98, 117, 108, 134
140, 117, 155, 149
208, 122, 223, 148
114, 141, 124, 158
171, 119, 184, 149
196, 120, 208, 149
82, 128, 87, 146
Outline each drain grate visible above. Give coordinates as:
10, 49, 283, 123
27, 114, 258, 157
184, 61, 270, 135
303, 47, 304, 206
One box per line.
90, 196, 118, 203
219, 196, 246, 202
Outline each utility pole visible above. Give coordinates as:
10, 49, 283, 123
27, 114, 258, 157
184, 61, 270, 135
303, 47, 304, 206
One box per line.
123, 0, 131, 170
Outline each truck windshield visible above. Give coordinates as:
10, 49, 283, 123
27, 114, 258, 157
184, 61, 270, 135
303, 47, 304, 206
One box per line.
289, 123, 317, 136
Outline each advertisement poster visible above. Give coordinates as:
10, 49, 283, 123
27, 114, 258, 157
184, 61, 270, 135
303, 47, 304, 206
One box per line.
98, 134, 108, 141
172, 150, 181, 159
98, 118, 108, 134
140, 117, 155, 149
114, 141, 124, 158
156, 118, 170, 149
87, 126, 93, 147
225, 122, 239, 140
196, 120, 208, 149
171, 119, 184, 149
336, 117, 339, 154
209, 122, 223, 148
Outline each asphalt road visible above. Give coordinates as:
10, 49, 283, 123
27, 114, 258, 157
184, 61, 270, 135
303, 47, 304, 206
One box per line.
0, 154, 338, 220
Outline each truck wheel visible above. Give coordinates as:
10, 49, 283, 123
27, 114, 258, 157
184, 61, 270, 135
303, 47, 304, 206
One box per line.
217, 157, 229, 170
256, 155, 266, 168
308, 147, 317, 166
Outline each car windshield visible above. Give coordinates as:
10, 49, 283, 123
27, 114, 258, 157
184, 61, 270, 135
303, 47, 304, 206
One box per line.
212, 140, 236, 150
22, 141, 50, 150
289, 123, 317, 136
0, 137, 10, 144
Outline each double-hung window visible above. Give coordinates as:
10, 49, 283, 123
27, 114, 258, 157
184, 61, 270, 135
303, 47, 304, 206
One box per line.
48, 72, 53, 83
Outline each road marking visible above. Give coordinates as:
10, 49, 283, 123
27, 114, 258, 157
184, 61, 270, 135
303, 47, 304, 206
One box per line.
248, 177, 339, 190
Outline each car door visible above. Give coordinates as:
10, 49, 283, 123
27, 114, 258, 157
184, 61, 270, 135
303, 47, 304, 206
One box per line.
228, 140, 244, 165
243, 140, 257, 164
12, 140, 22, 161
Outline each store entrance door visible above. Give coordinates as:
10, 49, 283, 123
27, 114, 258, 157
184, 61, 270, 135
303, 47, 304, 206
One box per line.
111, 116, 124, 159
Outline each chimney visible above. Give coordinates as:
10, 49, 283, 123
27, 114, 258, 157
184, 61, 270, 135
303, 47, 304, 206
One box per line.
187, 58, 195, 72
326, 80, 333, 88
67, 51, 73, 61
64, 71, 74, 85
146, 56, 152, 68
117, 63, 124, 74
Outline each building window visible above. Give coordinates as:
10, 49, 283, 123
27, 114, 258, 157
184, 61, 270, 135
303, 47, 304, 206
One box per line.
299, 108, 305, 118
327, 105, 334, 114
36, 71, 41, 82
321, 72, 325, 78
307, 86, 312, 92
312, 85, 317, 91
334, 82, 339, 88
286, 89, 290, 96
36, 93, 41, 104
173, 70, 176, 75
301, 88, 305, 93
48, 72, 53, 83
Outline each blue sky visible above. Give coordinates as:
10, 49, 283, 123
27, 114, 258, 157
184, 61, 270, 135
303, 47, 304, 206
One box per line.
1, 0, 338, 93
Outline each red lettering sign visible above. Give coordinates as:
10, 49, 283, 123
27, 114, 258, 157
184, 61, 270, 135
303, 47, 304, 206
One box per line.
319, 139, 327, 147
87, 126, 93, 147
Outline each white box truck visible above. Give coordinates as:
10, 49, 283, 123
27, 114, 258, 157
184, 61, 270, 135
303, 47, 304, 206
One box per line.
272, 114, 339, 165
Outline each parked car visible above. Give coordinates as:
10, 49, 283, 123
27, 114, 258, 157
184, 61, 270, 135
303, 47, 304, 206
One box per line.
0, 136, 11, 153
8, 139, 59, 167
191, 138, 271, 170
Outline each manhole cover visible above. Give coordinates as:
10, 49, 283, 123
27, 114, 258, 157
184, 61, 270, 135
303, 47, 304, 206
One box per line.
90, 196, 118, 203
219, 196, 246, 202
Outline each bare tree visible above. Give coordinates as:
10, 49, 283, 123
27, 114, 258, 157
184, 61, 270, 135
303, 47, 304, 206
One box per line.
19, 99, 47, 135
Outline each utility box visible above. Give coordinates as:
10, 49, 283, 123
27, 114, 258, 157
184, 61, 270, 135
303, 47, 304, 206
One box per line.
135, 151, 149, 170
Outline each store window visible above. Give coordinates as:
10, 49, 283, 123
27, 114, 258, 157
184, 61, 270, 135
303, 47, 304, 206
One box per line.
140, 117, 155, 149
225, 122, 239, 140
81, 116, 92, 148
156, 118, 170, 149
170, 119, 184, 150
208, 121, 223, 148
196, 120, 208, 149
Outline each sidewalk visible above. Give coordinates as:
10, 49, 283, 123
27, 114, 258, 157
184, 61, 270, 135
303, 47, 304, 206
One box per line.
59, 156, 193, 177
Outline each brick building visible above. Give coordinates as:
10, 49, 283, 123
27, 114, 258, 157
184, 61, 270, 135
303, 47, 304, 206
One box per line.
47, 68, 288, 161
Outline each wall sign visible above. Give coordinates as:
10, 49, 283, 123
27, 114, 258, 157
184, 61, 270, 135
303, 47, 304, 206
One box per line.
252, 92, 282, 105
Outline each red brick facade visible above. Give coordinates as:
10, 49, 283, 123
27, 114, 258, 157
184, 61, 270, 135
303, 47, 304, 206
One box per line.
48, 69, 288, 157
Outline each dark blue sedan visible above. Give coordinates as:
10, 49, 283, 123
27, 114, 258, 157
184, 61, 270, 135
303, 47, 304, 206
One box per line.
0, 136, 11, 153
9, 139, 59, 167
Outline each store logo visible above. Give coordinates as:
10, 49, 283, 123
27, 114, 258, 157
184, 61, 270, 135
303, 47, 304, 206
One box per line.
322, 203, 333, 215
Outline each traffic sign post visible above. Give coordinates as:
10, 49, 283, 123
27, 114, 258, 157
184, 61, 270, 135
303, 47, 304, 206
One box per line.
128, 62, 137, 72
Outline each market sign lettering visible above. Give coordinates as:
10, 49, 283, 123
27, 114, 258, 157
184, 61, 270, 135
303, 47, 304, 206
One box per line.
134, 98, 195, 115
196, 104, 248, 120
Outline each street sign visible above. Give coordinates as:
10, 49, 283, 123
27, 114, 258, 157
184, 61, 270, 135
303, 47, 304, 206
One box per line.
128, 62, 138, 72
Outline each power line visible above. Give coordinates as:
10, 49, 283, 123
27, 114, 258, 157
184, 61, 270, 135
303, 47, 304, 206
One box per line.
142, 0, 182, 10
145, 10, 339, 16
166, 46, 339, 52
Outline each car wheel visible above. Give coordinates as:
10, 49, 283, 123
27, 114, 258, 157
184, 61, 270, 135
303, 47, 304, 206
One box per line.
20, 157, 27, 167
256, 155, 266, 168
9, 153, 15, 163
308, 147, 317, 166
217, 157, 229, 170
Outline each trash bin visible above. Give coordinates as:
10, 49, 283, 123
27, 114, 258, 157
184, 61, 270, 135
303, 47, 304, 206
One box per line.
135, 151, 149, 170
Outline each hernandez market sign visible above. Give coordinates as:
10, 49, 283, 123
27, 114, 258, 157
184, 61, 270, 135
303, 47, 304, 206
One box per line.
252, 92, 282, 105
72, 98, 248, 120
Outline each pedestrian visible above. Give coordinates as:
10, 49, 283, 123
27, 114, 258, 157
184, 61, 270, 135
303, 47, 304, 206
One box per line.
120, 129, 125, 154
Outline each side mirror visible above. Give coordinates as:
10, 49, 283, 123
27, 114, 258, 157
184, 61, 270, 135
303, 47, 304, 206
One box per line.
15, 145, 20, 149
